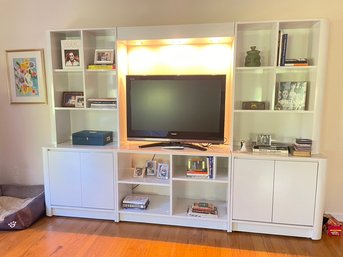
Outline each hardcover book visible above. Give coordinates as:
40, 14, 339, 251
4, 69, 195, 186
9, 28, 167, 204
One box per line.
122, 195, 149, 205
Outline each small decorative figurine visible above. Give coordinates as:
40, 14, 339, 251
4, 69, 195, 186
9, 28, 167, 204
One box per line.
240, 140, 248, 152
244, 46, 261, 67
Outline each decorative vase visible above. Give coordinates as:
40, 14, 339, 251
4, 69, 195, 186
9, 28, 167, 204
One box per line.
244, 46, 261, 67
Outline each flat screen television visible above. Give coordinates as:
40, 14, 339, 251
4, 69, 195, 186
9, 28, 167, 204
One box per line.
126, 75, 226, 151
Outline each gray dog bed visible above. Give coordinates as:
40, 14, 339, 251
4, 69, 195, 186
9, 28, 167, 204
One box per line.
0, 185, 45, 230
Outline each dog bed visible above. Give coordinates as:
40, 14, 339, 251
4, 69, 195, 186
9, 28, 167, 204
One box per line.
0, 184, 45, 230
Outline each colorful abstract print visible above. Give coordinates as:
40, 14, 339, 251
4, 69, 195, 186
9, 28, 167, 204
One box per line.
13, 58, 39, 97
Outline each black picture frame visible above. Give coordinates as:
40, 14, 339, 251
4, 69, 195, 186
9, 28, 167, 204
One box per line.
62, 91, 84, 107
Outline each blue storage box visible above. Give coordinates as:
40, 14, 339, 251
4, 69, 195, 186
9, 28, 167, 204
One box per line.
72, 130, 113, 146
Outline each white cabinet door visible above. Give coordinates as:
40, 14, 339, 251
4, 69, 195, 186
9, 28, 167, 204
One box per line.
48, 151, 82, 207
232, 158, 274, 222
273, 161, 318, 226
80, 152, 114, 209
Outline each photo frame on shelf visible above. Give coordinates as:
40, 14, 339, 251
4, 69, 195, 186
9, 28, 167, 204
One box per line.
133, 167, 144, 178
62, 91, 83, 107
75, 96, 84, 108
61, 40, 82, 69
6, 49, 47, 104
145, 160, 157, 176
157, 163, 169, 179
274, 81, 308, 110
94, 49, 114, 64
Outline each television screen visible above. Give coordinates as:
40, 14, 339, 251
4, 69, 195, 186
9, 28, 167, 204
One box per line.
126, 75, 226, 150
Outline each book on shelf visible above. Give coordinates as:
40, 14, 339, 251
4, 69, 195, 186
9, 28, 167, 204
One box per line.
87, 98, 117, 108
90, 103, 117, 108
87, 64, 116, 70
294, 143, 312, 151
186, 171, 209, 177
252, 144, 289, 155
191, 202, 216, 213
290, 147, 311, 157
87, 97, 117, 102
296, 138, 312, 144
207, 156, 215, 179
280, 33, 288, 66
122, 195, 149, 209
276, 30, 283, 66
291, 138, 312, 157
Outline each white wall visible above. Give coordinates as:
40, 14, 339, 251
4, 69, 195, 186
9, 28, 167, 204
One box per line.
0, 0, 342, 216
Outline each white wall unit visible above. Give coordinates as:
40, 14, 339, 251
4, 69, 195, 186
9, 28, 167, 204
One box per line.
43, 148, 116, 220
43, 20, 328, 239
231, 154, 326, 240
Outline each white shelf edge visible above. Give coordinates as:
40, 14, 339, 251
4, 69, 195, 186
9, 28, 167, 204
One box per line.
54, 107, 117, 111
118, 177, 170, 186
172, 176, 228, 184
53, 69, 83, 72
233, 110, 315, 114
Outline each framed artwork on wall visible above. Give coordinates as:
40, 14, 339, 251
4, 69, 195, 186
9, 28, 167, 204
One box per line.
6, 49, 47, 104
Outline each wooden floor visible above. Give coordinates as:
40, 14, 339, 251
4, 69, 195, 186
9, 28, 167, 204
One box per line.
0, 216, 342, 257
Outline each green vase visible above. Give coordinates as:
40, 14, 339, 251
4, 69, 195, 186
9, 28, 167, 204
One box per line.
244, 46, 261, 67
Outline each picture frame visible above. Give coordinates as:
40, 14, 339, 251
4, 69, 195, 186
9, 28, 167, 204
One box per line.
62, 92, 83, 107
133, 167, 144, 178
6, 49, 47, 104
146, 160, 157, 176
94, 49, 114, 64
61, 40, 82, 69
157, 163, 169, 179
274, 81, 308, 111
75, 96, 84, 108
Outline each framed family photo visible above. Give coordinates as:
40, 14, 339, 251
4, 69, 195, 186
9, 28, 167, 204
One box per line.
133, 167, 144, 178
62, 91, 83, 107
146, 160, 157, 176
6, 49, 47, 104
61, 40, 82, 69
274, 81, 308, 110
157, 163, 169, 179
94, 49, 114, 64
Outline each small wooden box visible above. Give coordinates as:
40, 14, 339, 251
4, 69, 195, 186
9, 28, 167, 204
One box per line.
242, 101, 266, 110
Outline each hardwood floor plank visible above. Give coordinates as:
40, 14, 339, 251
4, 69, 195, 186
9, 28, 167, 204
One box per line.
0, 216, 342, 257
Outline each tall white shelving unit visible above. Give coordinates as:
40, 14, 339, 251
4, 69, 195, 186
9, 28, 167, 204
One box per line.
47, 28, 119, 145
231, 19, 328, 240
232, 20, 328, 153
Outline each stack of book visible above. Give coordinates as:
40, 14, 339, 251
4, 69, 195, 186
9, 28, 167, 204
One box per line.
122, 195, 149, 209
187, 202, 218, 218
276, 31, 288, 66
277, 31, 310, 67
284, 58, 309, 66
87, 98, 117, 108
252, 143, 289, 155
291, 138, 312, 157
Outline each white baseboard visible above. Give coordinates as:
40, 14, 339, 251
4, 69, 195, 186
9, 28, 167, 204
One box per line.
325, 212, 343, 222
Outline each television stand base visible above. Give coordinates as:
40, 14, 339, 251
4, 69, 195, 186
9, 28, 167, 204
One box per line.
138, 142, 207, 151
